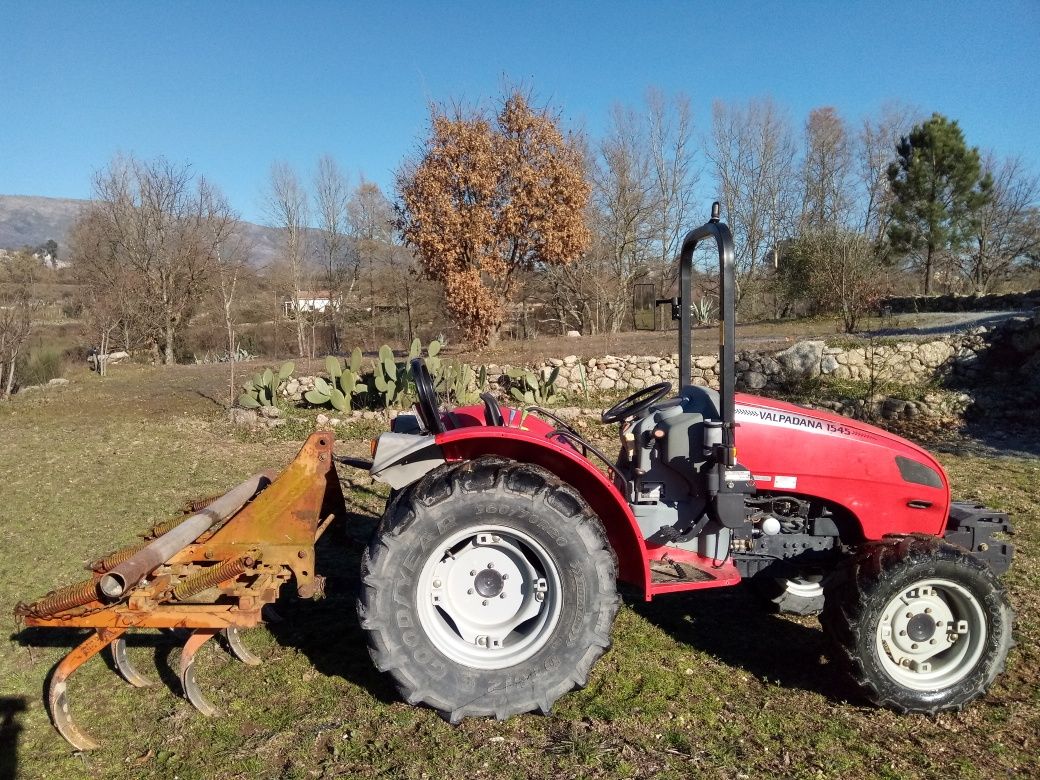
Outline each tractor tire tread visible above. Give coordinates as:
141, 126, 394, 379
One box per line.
821, 535, 1014, 715
358, 456, 619, 723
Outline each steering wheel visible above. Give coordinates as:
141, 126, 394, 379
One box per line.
480, 392, 504, 426
410, 358, 445, 434
600, 381, 673, 424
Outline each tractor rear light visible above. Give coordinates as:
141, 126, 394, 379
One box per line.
369, 438, 379, 457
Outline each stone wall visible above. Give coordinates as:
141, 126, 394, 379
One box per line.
256, 309, 1038, 429
492, 328, 993, 397
883, 289, 1040, 314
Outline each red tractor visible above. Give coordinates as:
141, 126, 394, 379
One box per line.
18, 204, 1015, 751
361, 203, 1014, 722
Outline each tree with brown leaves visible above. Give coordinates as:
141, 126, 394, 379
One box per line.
396, 92, 591, 345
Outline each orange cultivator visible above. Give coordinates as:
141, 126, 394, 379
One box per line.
15, 433, 346, 751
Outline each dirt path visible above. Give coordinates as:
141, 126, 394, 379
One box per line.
863, 310, 1029, 339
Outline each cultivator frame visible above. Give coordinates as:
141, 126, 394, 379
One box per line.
15, 433, 345, 751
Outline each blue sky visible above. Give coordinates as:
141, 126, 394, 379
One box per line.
2, 1, 1038, 223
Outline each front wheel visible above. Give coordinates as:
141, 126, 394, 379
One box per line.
358, 457, 618, 722
753, 574, 825, 616
821, 536, 1013, 713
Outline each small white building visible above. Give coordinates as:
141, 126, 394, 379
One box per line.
283, 290, 337, 317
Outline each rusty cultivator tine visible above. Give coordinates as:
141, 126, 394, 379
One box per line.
179, 629, 221, 716
48, 628, 126, 751
223, 627, 262, 666
110, 636, 154, 688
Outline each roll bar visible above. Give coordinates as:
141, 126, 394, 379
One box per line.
677, 202, 737, 462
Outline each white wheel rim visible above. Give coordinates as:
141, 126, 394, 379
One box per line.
415, 524, 563, 670
783, 576, 824, 599
874, 577, 987, 691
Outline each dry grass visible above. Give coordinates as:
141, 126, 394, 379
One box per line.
0, 362, 1036, 779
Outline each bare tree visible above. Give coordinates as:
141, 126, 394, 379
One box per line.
87, 155, 235, 364
540, 217, 612, 335
0, 251, 39, 397
591, 104, 655, 332
265, 162, 311, 357
963, 154, 1040, 292
66, 211, 130, 375
800, 106, 854, 231
212, 224, 251, 404
707, 97, 798, 305
645, 88, 700, 271
348, 178, 396, 344
313, 155, 354, 351
539, 90, 697, 335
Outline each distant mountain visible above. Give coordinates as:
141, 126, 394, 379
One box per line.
0, 195, 87, 251
0, 194, 284, 267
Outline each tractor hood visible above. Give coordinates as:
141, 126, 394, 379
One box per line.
732, 392, 951, 539
734, 392, 940, 456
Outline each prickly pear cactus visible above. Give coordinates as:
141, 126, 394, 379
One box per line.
508, 366, 561, 406
237, 361, 293, 409
325, 355, 342, 381
374, 345, 400, 407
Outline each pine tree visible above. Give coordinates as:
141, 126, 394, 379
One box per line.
887, 113, 991, 294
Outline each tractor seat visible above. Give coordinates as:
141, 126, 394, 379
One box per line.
679, 385, 721, 420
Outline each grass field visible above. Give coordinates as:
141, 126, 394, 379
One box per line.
1, 363, 1037, 779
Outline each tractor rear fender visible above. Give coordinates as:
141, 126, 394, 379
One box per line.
432, 427, 650, 592
370, 427, 651, 592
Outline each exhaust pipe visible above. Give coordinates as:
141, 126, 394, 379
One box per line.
98, 472, 272, 600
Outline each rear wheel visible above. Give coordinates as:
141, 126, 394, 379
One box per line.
821, 536, 1013, 713
358, 457, 618, 722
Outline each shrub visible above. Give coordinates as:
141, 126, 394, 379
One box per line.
16, 348, 64, 387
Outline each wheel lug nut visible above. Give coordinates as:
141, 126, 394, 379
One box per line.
432, 579, 442, 588
470, 570, 476, 576
911, 643, 919, 650
488, 562, 494, 569
502, 574, 508, 580
499, 593, 506, 599
905, 612, 913, 619
925, 608, 932, 614
467, 588, 474, 595
899, 630, 906, 636
482, 600, 488, 606
930, 639, 937, 645
492, 535, 500, 542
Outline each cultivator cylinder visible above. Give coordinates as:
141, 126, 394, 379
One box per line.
14, 432, 346, 751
